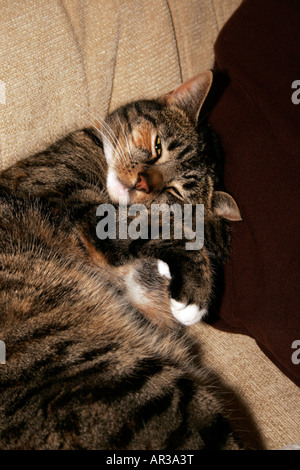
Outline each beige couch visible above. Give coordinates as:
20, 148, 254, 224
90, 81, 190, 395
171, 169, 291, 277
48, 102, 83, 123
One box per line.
1, 0, 299, 450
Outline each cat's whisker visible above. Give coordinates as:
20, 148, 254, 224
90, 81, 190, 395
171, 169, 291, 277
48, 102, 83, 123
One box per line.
83, 116, 125, 168
117, 114, 133, 164
95, 127, 125, 167
84, 108, 127, 167
87, 110, 119, 148
100, 123, 128, 167
76, 104, 126, 168
75, 103, 119, 147
97, 115, 129, 167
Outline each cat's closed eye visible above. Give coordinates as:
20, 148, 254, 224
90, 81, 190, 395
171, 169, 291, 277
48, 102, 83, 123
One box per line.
165, 184, 185, 201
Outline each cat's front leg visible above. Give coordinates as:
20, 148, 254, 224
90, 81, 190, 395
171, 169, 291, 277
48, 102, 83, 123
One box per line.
137, 254, 211, 327
123, 257, 206, 327
83, 206, 213, 326
128, 245, 212, 326
121, 237, 213, 326
164, 248, 213, 326
121, 258, 179, 329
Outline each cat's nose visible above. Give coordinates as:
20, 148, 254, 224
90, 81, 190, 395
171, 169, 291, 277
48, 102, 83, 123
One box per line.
134, 173, 150, 193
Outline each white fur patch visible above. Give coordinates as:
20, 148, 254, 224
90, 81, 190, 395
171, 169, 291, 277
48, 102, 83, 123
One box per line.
170, 299, 207, 326
125, 271, 149, 305
106, 169, 129, 203
103, 140, 113, 164
157, 260, 171, 280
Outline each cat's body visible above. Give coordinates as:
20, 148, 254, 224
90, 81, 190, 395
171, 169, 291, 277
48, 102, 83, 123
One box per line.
0, 72, 243, 449
0, 192, 241, 450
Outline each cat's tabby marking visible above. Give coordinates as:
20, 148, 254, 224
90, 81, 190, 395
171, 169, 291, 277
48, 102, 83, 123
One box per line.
0, 71, 243, 449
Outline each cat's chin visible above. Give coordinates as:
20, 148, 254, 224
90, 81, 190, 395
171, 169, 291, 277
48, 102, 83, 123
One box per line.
107, 169, 130, 204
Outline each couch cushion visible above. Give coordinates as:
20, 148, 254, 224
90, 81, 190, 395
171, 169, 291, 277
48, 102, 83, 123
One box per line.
209, 0, 300, 386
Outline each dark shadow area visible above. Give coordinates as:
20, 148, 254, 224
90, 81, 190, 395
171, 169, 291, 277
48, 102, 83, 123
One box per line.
187, 328, 266, 450
199, 70, 230, 126
206, 366, 267, 450
204, 263, 226, 324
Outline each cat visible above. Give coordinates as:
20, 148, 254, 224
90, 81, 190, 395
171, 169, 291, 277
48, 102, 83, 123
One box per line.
0, 70, 241, 325
0, 71, 243, 449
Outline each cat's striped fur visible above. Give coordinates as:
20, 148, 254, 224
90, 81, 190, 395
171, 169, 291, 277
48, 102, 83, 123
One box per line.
0, 72, 243, 449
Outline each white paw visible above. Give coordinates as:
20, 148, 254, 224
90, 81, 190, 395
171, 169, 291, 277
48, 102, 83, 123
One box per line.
157, 260, 171, 280
170, 299, 207, 326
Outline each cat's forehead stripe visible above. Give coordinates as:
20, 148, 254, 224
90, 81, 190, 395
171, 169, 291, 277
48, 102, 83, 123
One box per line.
119, 107, 132, 133
167, 139, 181, 152
133, 101, 160, 126
131, 122, 152, 152
177, 145, 193, 160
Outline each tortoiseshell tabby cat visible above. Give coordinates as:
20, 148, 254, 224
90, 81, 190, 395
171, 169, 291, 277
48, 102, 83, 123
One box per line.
0, 71, 242, 450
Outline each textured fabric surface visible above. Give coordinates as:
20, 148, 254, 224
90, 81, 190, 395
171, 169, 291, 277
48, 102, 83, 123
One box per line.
0, 0, 89, 170
0, 0, 240, 170
192, 322, 300, 450
1, 0, 299, 450
209, 0, 300, 388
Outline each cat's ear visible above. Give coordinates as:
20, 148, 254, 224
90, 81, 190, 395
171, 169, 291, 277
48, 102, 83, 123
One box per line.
212, 191, 242, 221
160, 70, 213, 125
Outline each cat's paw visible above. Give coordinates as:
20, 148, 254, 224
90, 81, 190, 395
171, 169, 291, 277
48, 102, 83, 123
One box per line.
156, 260, 207, 326
170, 299, 207, 326
157, 260, 172, 280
